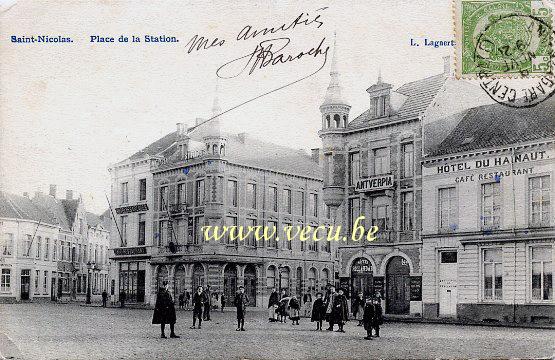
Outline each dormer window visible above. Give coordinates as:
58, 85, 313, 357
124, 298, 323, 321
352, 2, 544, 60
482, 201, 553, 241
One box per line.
371, 96, 387, 118
334, 114, 341, 128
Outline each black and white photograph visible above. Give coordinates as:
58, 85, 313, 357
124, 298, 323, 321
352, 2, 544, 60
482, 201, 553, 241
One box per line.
0, 1, 554, 359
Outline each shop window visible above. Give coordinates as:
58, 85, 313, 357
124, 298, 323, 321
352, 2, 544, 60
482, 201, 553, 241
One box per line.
483, 248, 503, 300
531, 246, 553, 301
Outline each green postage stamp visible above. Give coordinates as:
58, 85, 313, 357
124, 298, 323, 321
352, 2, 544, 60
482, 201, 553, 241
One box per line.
455, 0, 554, 78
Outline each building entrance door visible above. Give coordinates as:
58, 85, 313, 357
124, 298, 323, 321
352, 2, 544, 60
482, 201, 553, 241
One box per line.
223, 264, 237, 304
351, 258, 373, 300
20, 270, 30, 300
244, 265, 257, 307
51, 277, 57, 301
439, 251, 458, 317
136, 270, 145, 303
386, 256, 410, 314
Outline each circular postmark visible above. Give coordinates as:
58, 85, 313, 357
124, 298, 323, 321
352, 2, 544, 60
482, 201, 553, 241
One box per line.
474, 13, 555, 108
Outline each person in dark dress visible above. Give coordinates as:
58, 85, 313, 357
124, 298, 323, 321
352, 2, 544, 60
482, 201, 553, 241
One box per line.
178, 292, 185, 309
190, 286, 205, 329
203, 285, 211, 321
152, 281, 179, 338
119, 290, 126, 308
362, 298, 375, 340
288, 295, 301, 325
324, 286, 337, 331
311, 292, 326, 330
372, 297, 383, 338
268, 288, 279, 322
352, 292, 365, 326
101, 290, 108, 307
332, 288, 349, 332
234, 286, 249, 331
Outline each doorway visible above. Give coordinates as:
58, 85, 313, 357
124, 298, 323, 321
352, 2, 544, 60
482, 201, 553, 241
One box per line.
351, 257, 374, 300
438, 251, 458, 317
244, 265, 257, 307
386, 256, 410, 314
223, 264, 237, 304
20, 270, 30, 300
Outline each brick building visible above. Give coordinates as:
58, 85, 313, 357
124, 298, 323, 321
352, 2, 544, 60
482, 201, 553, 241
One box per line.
421, 97, 555, 324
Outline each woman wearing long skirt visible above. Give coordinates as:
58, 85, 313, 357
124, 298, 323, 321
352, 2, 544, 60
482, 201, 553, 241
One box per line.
289, 295, 301, 325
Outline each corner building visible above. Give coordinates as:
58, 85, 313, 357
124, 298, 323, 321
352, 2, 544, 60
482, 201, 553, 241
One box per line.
110, 98, 336, 308
319, 52, 454, 315
421, 98, 555, 324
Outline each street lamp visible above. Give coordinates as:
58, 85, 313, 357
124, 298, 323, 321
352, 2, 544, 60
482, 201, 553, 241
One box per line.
86, 261, 92, 304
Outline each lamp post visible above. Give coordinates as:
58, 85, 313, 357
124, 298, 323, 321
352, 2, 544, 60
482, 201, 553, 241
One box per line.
86, 261, 92, 304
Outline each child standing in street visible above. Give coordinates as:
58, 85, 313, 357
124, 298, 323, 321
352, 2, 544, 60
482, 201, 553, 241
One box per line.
288, 295, 301, 325
362, 298, 375, 340
310, 292, 326, 330
372, 297, 383, 338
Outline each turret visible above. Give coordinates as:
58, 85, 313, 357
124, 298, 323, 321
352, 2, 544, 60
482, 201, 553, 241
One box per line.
203, 79, 227, 157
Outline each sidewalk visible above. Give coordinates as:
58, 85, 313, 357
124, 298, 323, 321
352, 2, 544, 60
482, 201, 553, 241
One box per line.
383, 314, 555, 330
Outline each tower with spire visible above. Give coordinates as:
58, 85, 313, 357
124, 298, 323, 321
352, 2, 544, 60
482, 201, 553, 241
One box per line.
203, 78, 227, 157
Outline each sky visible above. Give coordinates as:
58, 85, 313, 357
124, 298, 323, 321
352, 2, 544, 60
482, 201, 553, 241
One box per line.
0, 0, 454, 213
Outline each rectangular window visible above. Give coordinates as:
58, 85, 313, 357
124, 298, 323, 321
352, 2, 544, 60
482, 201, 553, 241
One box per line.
35, 236, 41, 259
43, 271, 48, 294
299, 222, 305, 251
225, 216, 238, 245
349, 152, 360, 185
177, 183, 186, 206
483, 248, 503, 300
267, 221, 278, 248
120, 216, 128, 246
283, 189, 292, 214
53, 240, 57, 260
401, 143, 414, 178
228, 180, 238, 207
529, 175, 551, 227
138, 213, 146, 246
195, 179, 205, 206
531, 246, 553, 301
176, 218, 186, 244
323, 235, 331, 253
246, 219, 257, 247
23, 235, 32, 257
372, 196, 389, 231
44, 238, 50, 260
246, 183, 257, 209
159, 220, 168, 246
34, 270, 40, 294
440, 251, 458, 263
297, 191, 305, 216
268, 187, 278, 212
160, 186, 168, 211
1, 269, 11, 292
121, 182, 129, 204
139, 179, 147, 201
194, 216, 204, 244
438, 187, 457, 231
349, 197, 360, 231
283, 222, 292, 250
373, 148, 390, 175
481, 182, 501, 229
311, 193, 318, 217
401, 192, 414, 231
2, 233, 13, 256
371, 97, 379, 118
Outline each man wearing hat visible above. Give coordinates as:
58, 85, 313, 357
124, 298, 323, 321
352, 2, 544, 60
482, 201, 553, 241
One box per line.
234, 286, 249, 331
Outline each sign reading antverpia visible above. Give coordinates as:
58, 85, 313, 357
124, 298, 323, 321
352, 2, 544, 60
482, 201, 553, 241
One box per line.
355, 174, 394, 192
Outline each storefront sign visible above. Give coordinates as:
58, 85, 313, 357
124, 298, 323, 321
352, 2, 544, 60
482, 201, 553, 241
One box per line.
115, 203, 149, 214
373, 276, 385, 299
410, 276, 422, 301
435, 150, 547, 174
351, 258, 372, 273
113, 247, 147, 256
355, 175, 394, 192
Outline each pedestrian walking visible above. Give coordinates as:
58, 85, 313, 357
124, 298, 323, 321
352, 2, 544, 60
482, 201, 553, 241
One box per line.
234, 286, 249, 331
332, 288, 349, 332
372, 297, 383, 338
268, 288, 279, 322
190, 286, 205, 329
288, 295, 301, 325
119, 290, 126, 308
101, 290, 108, 307
178, 292, 185, 309
203, 285, 212, 321
220, 294, 226, 312
311, 292, 326, 330
152, 281, 179, 339
324, 285, 337, 330
362, 298, 375, 340
352, 292, 365, 326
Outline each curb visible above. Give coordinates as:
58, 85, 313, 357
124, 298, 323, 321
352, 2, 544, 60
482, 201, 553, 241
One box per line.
383, 316, 555, 330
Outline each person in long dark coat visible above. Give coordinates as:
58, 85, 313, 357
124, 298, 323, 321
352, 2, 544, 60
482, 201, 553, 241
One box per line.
234, 286, 249, 331
268, 288, 279, 322
332, 288, 349, 332
203, 285, 212, 321
288, 295, 301, 325
190, 286, 205, 329
372, 297, 383, 337
152, 281, 179, 338
352, 292, 365, 326
362, 298, 375, 340
311, 292, 326, 330
221, 294, 226, 312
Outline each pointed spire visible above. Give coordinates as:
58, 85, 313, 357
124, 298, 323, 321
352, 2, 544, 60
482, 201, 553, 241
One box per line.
211, 78, 222, 118
377, 68, 382, 84
322, 32, 348, 107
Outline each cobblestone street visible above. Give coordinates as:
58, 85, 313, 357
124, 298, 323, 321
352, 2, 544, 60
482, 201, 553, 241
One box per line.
0, 303, 553, 359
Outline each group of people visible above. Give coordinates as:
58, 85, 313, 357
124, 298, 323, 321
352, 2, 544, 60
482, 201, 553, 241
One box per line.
177, 286, 227, 313
268, 285, 383, 339
152, 281, 250, 338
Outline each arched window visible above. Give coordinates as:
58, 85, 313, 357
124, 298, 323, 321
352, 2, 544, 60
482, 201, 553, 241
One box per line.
343, 115, 347, 127
212, 144, 218, 154
280, 267, 290, 294
206, 144, 210, 152
267, 265, 276, 289
334, 114, 341, 128
325, 115, 331, 129
308, 267, 317, 293
321, 268, 330, 288
220, 144, 225, 156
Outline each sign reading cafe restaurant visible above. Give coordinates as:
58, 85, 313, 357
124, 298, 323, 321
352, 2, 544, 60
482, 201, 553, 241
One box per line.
355, 174, 394, 192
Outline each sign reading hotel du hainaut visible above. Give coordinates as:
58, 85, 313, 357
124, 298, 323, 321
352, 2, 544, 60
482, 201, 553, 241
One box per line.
355, 174, 394, 192
115, 203, 149, 214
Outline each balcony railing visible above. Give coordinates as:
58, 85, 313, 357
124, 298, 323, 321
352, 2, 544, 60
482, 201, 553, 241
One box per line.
170, 203, 189, 215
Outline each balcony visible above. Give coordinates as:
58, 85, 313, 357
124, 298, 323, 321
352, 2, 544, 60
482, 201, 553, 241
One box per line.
156, 243, 202, 256
169, 203, 189, 215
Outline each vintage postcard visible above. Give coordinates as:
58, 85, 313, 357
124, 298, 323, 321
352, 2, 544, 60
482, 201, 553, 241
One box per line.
0, 1, 553, 359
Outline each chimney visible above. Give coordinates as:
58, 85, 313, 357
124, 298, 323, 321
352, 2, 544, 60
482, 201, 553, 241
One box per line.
311, 148, 320, 164
49, 184, 57, 198
23, 192, 29, 198
66, 190, 73, 200
443, 55, 451, 75
237, 132, 247, 143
